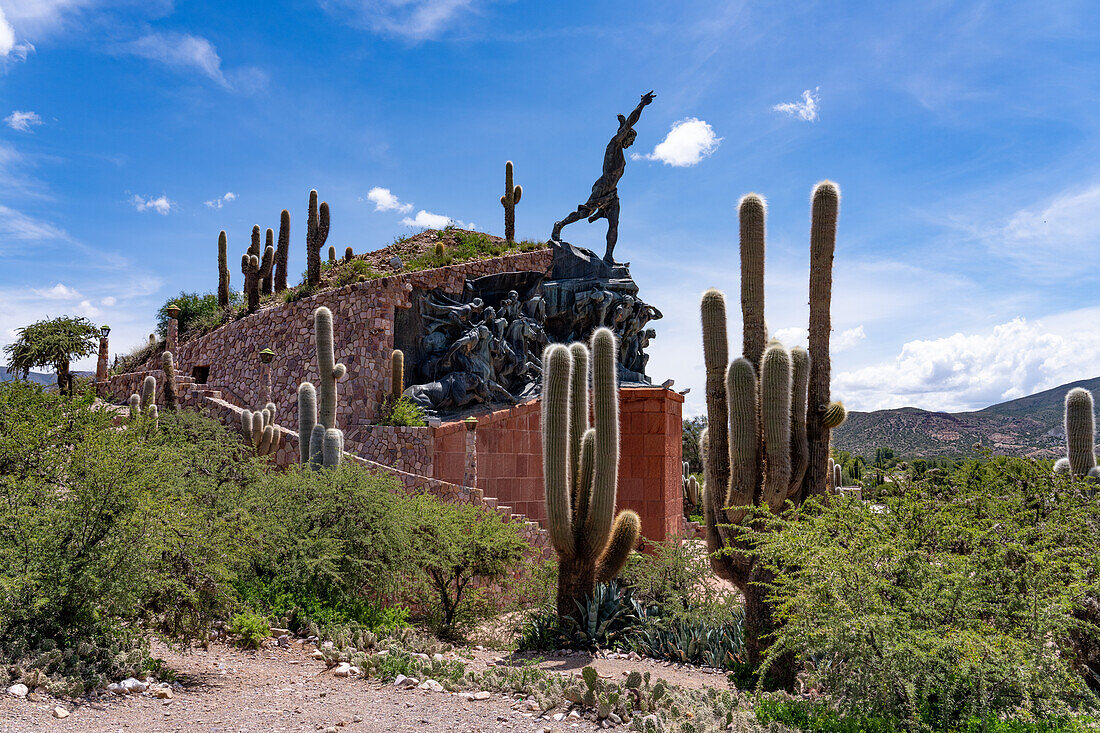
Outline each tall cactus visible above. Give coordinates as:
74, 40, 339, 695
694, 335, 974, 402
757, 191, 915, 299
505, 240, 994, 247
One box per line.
699, 182, 845, 680
297, 306, 346, 468
501, 160, 522, 244
217, 230, 230, 308
306, 190, 330, 288
274, 209, 290, 293
1054, 388, 1100, 478
161, 351, 178, 411
542, 327, 640, 620
242, 225, 274, 314
391, 349, 404, 398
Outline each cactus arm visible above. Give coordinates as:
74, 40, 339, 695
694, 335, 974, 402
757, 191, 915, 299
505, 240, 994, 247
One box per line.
140, 375, 156, 413
787, 346, 810, 498
391, 349, 404, 397
573, 427, 595, 539
725, 357, 758, 525
833, 462, 843, 490
804, 181, 840, 497
161, 351, 179, 411
568, 342, 589, 492
259, 425, 275, 454
298, 382, 317, 465
241, 409, 253, 439
739, 194, 767, 372
274, 209, 290, 292
322, 428, 343, 467
595, 510, 641, 583
513, 184, 522, 204
760, 345, 792, 512
580, 328, 619, 559
541, 343, 575, 558
314, 307, 344, 430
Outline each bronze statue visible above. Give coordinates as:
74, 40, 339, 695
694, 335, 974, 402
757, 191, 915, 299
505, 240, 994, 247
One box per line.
551, 91, 655, 263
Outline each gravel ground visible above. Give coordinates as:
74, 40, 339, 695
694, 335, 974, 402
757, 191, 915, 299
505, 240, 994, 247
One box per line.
0, 641, 601, 733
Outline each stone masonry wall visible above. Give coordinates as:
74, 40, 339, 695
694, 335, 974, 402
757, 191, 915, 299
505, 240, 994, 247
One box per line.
106, 250, 551, 458
432, 387, 685, 542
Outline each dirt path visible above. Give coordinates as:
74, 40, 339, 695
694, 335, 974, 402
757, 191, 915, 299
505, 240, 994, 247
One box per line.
0, 641, 601, 733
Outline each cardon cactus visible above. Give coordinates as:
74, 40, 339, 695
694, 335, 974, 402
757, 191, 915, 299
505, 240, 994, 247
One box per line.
344, 246, 354, 262
129, 375, 158, 424
297, 306, 346, 468
242, 225, 274, 314
217, 230, 230, 307
500, 160, 522, 243
306, 190, 330, 288
682, 462, 700, 513
328, 245, 336, 264
542, 327, 640, 621
1054, 388, 1100, 478
262, 228, 275, 295
274, 209, 290, 293
241, 401, 281, 456
700, 183, 841, 680
161, 351, 178, 411
391, 349, 404, 398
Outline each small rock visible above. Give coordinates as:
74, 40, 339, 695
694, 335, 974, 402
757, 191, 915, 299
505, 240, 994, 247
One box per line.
471, 690, 491, 700
277, 635, 290, 648
321, 640, 334, 650
26, 692, 41, 702
312, 650, 325, 660
321, 727, 337, 733
333, 663, 352, 678
568, 710, 581, 719
52, 706, 69, 719
270, 627, 289, 636
107, 683, 125, 696
352, 715, 363, 723
349, 666, 361, 676
120, 677, 147, 694
553, 712, 566, 721
153, 688, 173, 699
7, 683, 28, 698
389, 255, 403, 269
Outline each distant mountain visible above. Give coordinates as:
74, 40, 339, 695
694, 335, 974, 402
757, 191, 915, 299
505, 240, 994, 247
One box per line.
0, 367, 56, 387
833, 377, 1100, 461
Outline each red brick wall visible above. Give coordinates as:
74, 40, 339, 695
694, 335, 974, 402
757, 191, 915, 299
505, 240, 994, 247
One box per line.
432, 387, 684, 541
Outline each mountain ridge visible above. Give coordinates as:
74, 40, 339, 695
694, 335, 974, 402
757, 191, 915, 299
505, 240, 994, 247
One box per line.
832, 376, 1100, 460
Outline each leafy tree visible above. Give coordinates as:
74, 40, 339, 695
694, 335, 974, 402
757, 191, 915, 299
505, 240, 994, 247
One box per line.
4, 315, 100, 395
156, 290, 241, 340
407, 498, 528, 639
682, 415, 707, 474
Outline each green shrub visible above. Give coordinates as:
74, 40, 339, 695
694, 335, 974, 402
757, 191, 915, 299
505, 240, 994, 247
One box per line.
621, 537, 741, 626
156, 291, 240, 340
241, 464, 420, 630
229, 612, 270, 649
403, 230, 545, 271
333, 259, 384, 287
377, 395, 427, 427
407, 497, 529, 639
749, 456, 1100, 727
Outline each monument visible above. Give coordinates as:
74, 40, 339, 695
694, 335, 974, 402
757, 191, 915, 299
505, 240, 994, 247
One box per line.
401, 92, 663, 415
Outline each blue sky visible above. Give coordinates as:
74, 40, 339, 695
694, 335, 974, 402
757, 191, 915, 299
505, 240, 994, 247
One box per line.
2, 0, 1100, 414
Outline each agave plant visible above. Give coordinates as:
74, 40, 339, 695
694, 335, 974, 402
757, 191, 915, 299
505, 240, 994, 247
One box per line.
632, 614, 746, 670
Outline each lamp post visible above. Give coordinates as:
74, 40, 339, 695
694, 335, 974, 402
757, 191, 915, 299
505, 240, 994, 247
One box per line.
462, 416, 478, 488
166, 304, 180, 354
258, 348, 275, 405
95, 325, 111, 394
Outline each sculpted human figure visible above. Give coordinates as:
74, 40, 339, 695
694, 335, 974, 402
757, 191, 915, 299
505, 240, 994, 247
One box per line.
551, 91, 655, 263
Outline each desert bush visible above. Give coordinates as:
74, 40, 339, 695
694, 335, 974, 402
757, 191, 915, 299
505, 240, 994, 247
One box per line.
407, 497, 529, 639
156, 290, 240, 340
621, 538, 741, 626
238, 464, 419, 632
404, 230, 544, 271
749, 456, 1100, 728
228, 612, 270, 649
377, 394, 427, 427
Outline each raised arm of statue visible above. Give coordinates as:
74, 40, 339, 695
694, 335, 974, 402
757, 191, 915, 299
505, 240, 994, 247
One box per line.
620, 91, 655, 132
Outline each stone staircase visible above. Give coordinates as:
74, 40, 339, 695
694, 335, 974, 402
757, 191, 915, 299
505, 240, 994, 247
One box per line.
182, 383, 543, 534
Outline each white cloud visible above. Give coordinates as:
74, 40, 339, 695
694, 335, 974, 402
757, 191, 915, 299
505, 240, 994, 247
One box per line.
130, 194, 173, 215
100, 296, 116, 306
366, 186, 413, 213
633, 118, 721, 167
835, 312, 1100, 412
0, 8, 14, 57
204, 191, 236, 209
76, 299, 100, 317
773, 327, 806, 347
772, 87, 820, 122
33, 283, 81, 300
401, 209, 473, 229
322, 0, 481, 40
4, 110, 42, 132
981, 184, 1100, 279
118, 33, 267, 92
835, 325, 866, 352
0, 204, 68, 240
